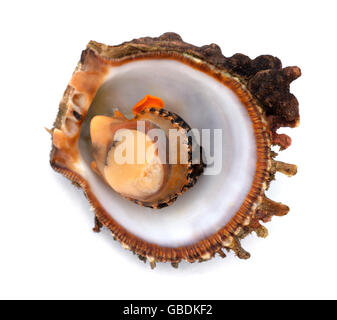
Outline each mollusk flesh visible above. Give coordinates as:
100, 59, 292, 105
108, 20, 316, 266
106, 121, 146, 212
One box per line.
90, 94, 203, 208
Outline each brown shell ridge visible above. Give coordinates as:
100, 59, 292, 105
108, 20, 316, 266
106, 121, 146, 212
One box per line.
88, 32, 301, 149
50, 32, 300, 268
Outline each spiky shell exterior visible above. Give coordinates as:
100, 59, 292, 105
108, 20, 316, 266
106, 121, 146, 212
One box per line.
50, 33, 300, 268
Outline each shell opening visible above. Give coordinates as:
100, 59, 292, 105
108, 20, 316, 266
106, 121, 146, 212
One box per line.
78, 59, 257, 246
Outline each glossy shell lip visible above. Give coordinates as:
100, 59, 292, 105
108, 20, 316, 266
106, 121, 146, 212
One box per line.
50, 33, 300, 268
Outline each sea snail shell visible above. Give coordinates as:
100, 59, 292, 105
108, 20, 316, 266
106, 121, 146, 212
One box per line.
50, 33, 300, 268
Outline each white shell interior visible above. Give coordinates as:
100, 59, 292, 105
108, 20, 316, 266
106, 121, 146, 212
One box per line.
79, 59, 256, 247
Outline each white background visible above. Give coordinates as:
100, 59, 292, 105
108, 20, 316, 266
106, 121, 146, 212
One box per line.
0, 0, 336, 300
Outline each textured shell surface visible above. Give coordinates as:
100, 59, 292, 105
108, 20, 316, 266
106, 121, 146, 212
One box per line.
50, 32, 300, 268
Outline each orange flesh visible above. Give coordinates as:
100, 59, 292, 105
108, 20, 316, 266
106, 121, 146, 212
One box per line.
132, 94, 164, 114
